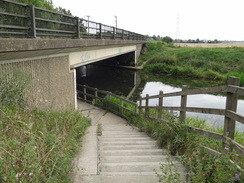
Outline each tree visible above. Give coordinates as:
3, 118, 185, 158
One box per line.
214, 39, 218, 43
13, 0, 55, 10
162, 36, 174, 43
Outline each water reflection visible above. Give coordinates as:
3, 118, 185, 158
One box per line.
141, 82, 244, 132
77, 64, 138, 97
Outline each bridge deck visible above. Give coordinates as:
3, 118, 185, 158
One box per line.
73, 101, 186, 183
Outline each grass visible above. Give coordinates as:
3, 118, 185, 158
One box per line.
126, 113, 244, 182
140, 42, 244, 86
0, 107, 90, 183
0, 71, 91, 182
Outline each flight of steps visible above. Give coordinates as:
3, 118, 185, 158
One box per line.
98, 123, 170, 181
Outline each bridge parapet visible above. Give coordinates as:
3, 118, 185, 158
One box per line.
0, 0, 146, 40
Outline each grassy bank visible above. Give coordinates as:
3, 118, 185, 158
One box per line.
140, 42, 244, 86
0, 73, 90, 182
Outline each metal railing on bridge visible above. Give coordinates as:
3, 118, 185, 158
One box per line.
0, 0, 146, 40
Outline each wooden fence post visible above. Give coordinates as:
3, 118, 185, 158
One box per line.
106, 92, 110, 109
145, 94, 149, 117
29, 5, 36, 38
135, 103, 138, 114
158, 91, 164, 119
121, 100, 124, 115
94, 88, 98, 105
139, 97, 142, 115
83, 86, 87, 102
224, 77, 240, 141
180, 85, 188, 122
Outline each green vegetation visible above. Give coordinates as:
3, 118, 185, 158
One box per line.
1, 0, 79, 38
127, 113, 244, 182
97, 94, 243, 182
13, 0, 55, 10
0, 72, 90, 182
140, 42, 244, 86
162, 36, 174, 44
97, 123, 102, 136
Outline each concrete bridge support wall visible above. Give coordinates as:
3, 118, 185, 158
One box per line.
136, 44, 144, 61
0, 55, 75, 111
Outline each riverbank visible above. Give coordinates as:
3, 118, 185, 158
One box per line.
139, 42, 244, 86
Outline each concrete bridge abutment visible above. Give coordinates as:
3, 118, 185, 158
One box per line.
0, 39, 146, 111
0, 55, 76, 111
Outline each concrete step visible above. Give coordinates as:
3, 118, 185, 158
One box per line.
100, 140, 157, 146
100, 155, 167, 163
99, 144, 159, 150
75, 174, 160, 183
102, 130, 141, 134
102, 134, 149, 138
100, 171, 160, 175
102, 125, 134, 130
100, 137, 153, 142
100, 149, 165, 156
99, 162, 162, 173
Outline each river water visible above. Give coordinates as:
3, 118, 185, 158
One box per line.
76, 64, 244, 132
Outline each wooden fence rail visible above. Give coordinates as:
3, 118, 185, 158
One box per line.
77, 84, 138, 117
138, 76, 244, 155
77, 76, 244, 155
0, 0, 146, 40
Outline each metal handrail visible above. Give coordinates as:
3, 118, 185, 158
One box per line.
0, 0, 146, 40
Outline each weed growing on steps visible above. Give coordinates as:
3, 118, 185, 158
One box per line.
97, 123, 102, 136
156, 151, 186, 183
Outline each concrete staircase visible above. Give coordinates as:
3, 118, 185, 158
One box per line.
98, 124, 168, 177
97, 123, 187, 183
74, 101, 186, 183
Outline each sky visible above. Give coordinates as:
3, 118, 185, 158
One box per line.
51, 0, 244, 41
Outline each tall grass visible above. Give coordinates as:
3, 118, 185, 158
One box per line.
0, 72, 90, 182
141, 42, 244, 86
126, 113, 244, 182
0, 107, 90, 182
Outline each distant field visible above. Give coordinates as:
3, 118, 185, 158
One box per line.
175, 42, 244, 48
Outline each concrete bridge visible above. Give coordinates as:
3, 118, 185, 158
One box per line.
0, 38, 146, 110
0, 0, 146, 110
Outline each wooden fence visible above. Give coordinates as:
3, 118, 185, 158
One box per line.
77, 84, 138, 117
77, 77, 244, 155
0, 0, 146, 40
138, 76, 244, 155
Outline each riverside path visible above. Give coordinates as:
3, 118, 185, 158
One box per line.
72, 101, 186, 183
